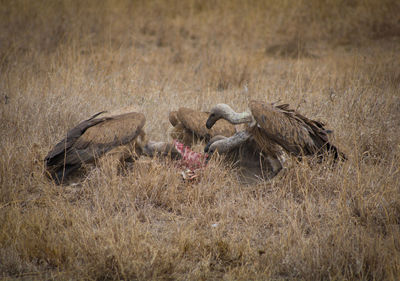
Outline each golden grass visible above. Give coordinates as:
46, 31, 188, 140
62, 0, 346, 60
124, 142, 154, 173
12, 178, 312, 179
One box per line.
1, 0, 400, 280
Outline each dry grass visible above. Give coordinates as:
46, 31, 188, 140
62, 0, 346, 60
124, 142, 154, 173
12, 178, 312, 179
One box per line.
1, 0, 400, 280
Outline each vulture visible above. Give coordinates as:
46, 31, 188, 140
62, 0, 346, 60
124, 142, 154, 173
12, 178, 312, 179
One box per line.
169, 107, 236, 146
205, 100, 345, 165
205, 133, 284, 183
45, 107, 146, 184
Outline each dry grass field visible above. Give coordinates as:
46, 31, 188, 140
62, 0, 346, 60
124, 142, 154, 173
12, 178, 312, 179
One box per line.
1, 0, 400, 280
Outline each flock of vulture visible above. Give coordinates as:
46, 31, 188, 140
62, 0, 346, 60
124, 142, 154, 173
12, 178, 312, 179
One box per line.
44, 100, 345, 185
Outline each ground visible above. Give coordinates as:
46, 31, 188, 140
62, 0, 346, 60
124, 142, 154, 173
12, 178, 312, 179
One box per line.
1, 0, 400, 280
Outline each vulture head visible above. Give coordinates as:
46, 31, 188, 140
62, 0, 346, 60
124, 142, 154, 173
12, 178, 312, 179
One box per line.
206, 104, 253, 129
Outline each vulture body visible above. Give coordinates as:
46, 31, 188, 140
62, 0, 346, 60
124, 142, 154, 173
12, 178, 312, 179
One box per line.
205, 101, 345, 174
169, 107, 236, 146
205, 100, 345, 167
45, 109, 146, 184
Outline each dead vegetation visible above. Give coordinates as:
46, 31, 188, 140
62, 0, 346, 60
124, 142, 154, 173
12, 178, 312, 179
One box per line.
1, 0, 400, 280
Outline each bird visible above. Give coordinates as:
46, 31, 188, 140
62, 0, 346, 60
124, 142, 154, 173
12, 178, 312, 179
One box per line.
205, 100, 345, 166
205, 133, 284, 183
169, 107, 236, 146
44, 107, 146, 184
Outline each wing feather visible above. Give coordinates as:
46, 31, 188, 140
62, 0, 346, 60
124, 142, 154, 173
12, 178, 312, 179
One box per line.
73, 112, 145, 151
177, 107, 235, 139
45, 111, 146, 182
169, 111, 179, 127
249, 100, 331, 156
44, 111, 109, 167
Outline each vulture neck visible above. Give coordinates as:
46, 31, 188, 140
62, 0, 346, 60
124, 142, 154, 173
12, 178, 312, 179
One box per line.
222, 106, 253, 125
211, 131, 250, 154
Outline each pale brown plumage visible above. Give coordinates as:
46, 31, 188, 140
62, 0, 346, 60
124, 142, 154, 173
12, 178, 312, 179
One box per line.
250, 101, 344, 159
169, 107, 236, 146
206, 100, 345, 161
45, 110, 146, 184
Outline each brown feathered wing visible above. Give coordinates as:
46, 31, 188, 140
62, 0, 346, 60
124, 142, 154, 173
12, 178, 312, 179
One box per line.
177, 107, 236, 139
169, 108, 236, 146
168, 111, 180, 127
249, 101, 342, 159
45, 111, 145, 183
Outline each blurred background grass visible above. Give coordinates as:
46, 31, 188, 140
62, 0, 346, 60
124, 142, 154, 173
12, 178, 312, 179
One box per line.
1, 0, 399, 56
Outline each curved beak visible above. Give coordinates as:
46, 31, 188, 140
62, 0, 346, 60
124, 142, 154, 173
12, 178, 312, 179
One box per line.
206, 116, 216, 129
204, 142, 211, 153
204, 150, 213, 164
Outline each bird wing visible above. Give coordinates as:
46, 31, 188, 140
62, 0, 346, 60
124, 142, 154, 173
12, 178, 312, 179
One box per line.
46, 112, 145, 169
169, 111, 180, 127
68, 112, 146, 163
177, 107, 236, 139
44, 111, 109, 168
249, 100, 329, 155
